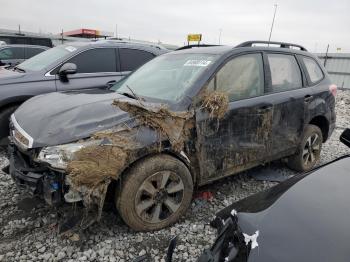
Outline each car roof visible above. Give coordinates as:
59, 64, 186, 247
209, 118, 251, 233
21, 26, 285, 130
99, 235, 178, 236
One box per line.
61, 40, 169, 55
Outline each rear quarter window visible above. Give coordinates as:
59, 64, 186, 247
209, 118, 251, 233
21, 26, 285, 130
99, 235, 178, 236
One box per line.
302, 56, 324, 84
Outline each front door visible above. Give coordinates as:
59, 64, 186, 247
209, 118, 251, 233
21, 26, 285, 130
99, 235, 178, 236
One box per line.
55, 48, 124, 91
195, 53, 273, 185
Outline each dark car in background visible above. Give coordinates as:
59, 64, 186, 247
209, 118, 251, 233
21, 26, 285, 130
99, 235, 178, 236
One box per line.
7, 41, 336, 231
0, 44, 49, 67
0, 40, 168, 143
197, 128, 350, 262
0, 34, 53, 47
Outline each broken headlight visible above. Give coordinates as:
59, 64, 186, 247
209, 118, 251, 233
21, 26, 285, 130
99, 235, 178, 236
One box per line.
36, 140, 102, 169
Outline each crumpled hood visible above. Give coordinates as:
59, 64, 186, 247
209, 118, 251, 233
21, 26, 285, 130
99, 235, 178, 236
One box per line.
14, 90, 132, 148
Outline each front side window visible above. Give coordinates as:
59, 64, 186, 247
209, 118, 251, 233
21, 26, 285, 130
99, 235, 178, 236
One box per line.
114, 53, 218, 102
0, 48, 13, 59
67, 48, 117, 73
267, 54, 302, 92
302, 56, 324, 84
119, 48, 154, 71
0, 47, 25, 59
208, 53, 264, 101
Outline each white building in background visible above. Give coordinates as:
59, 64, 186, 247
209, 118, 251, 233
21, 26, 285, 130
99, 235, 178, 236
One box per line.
317, 53, 350, 89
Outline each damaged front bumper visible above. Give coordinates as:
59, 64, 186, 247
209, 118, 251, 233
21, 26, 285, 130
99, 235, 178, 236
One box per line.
8, 142, 66, 206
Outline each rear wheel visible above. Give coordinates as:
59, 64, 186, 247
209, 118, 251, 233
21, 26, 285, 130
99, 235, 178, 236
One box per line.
116, 154, 193, 231
0, 105, 19, 146
287, 124, 323, 172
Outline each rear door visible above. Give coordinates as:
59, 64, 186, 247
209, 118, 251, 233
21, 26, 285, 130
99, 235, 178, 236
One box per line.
55, 48, 123, 91
264, 52, 308, 158
195, 53, 274, 184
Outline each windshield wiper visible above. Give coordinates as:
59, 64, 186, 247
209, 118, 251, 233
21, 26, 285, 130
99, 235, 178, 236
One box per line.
118, 85, 144, 105
13, 66, 25, 73
119, 92, 137, 100
126, 85, 141, 101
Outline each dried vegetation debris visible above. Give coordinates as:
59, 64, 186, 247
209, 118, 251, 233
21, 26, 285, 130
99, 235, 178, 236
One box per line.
63, 93, 229, 227
113, 99, 194, 152
200, 91, 229, 119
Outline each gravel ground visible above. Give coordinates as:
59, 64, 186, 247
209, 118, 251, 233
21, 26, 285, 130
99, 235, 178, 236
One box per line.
0, 90, 349, 262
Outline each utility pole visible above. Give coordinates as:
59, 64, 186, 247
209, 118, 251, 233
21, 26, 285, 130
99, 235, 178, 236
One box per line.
324, 44, 329, 67
18, 24, 21, 34
61, 29, 64, 45
218, 29, 222, 45
268, 4, 278, 44
115, 24, 118, 39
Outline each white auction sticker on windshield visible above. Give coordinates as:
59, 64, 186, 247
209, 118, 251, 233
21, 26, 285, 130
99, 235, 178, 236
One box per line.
184, 60, 211, 67
65, 46, 77, 52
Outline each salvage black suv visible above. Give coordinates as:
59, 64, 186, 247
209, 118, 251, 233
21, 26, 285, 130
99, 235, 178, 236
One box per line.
7, 41, 336, 231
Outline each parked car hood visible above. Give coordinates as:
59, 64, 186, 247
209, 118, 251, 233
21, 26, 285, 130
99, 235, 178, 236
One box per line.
215, 156, 350, 262
0, 67, 42, 85
13, 90, 132, 148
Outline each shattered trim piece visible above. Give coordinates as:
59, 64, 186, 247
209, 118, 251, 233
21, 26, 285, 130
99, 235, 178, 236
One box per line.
243, 230, 260, 249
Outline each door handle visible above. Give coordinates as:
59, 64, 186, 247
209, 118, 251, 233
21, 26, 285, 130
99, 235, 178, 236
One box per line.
106, 80, 117, 88
304, 95, 313, 103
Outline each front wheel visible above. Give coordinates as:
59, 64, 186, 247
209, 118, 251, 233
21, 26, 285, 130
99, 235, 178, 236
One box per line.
116, 154, 193, 231
287, 124, 323, 172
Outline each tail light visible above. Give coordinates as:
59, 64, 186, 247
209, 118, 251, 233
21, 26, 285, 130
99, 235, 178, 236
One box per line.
329, 84, 337, 97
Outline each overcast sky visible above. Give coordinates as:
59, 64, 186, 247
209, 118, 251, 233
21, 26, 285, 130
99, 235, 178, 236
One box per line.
1, 0, 350, 52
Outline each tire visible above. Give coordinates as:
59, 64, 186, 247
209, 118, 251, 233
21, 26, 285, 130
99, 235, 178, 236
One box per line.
116, 154, 193, 231
287, 124, 323, 172
0, 105, 19, 145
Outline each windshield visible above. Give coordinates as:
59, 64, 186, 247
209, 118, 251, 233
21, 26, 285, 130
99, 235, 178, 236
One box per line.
18, 45, 73, 71
113, 53, 218, 102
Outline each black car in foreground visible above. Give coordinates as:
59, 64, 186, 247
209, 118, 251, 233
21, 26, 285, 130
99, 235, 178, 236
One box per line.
195, 128, 350, 262
7, 41, 336, 231
0, 40, 167, 143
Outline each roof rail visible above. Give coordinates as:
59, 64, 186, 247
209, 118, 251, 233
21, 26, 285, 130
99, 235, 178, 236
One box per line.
176, 44, 221, 51
98, 39, 166, 50
235, 41, 307, 51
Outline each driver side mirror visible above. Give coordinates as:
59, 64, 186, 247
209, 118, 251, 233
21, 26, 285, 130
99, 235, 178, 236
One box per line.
340, 128, 350, 148
59, 63, 77, 82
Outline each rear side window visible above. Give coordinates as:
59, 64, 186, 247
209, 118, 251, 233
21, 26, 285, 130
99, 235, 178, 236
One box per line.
209, 53, 264, 102
267, 54, 302, 92
302, 56, 324, 84
119, 48, 154, 71
0, 47, 25, 59
26, 48, 45, 59
67, 48, 117, 73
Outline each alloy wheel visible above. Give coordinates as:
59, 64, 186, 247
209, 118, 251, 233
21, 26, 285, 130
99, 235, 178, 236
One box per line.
135, 171, 185, 223
302, 133, 321, 166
